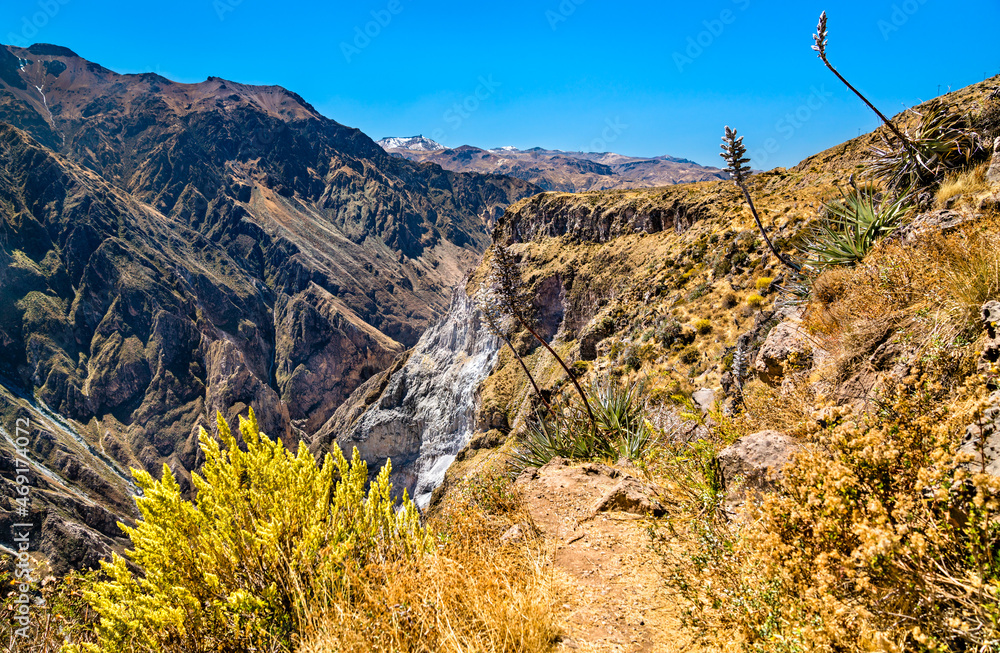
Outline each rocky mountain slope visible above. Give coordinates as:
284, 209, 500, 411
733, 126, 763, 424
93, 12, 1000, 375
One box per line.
378, 136, 727, 192
0, 42, 540, 570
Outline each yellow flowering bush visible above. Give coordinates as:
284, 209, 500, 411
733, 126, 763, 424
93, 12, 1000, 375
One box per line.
71, 408, 427, 653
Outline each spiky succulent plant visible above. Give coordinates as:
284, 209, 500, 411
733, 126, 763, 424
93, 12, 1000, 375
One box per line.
719, 127, 800, 273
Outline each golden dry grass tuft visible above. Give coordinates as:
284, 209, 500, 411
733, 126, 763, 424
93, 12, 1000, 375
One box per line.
658, 380, 1000, 652
803, 215, 1000, 391
936, 162, 991, 207
300, 470, 560, 653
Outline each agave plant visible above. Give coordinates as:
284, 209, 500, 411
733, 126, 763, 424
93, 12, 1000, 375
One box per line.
869, 106, 983, 190
589, 378, 657, 460
511, 378, 657, 470
511, 407, 606, 471
804, 186, 912, 271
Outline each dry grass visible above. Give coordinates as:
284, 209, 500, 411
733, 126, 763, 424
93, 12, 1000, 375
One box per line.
658, 381, 1000, 652
936, 162, 991, 207
299, 472, 560, 653
803, 216, 1000, 394
739, 379, 815, 438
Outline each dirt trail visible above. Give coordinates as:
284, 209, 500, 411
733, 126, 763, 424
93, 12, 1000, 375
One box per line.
515, 459, 695, 653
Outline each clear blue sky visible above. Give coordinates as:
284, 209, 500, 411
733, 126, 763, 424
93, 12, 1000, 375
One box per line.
3, 0, 998, 168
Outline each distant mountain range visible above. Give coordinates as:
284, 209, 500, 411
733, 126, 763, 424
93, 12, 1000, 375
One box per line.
377, 135, 728, 192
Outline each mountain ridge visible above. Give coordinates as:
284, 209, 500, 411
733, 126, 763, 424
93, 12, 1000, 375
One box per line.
378, 136, 728, 192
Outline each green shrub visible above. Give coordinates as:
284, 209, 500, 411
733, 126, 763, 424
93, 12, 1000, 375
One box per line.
74, 409, 427, 653
623, 346, 642, 371
687, 281, 711, 301
745, 293, 764, 308
713, 255, 733, 277
656, 319, 683, 347
679, 346, 700, 365
694, 319, 712, 335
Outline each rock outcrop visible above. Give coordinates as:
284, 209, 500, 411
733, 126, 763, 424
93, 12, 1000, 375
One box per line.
960, 391, 1000, 476
987, 137, 1000, 185
982, 300, 1000, 380
754, 315, 815, 386
497, 189, 714, 244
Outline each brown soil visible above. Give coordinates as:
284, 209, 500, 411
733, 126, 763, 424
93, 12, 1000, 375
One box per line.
515, 459, 697, 653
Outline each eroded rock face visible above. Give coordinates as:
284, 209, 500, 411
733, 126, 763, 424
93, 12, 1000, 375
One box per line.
275, 285, 404, 433
314, 290, 500, 507
497, 190, 713, 244
892, 208, 978, 245
717, 430, 800, 492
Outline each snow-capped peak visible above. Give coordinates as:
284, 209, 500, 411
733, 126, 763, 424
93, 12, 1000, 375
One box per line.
377, 135, 445, 151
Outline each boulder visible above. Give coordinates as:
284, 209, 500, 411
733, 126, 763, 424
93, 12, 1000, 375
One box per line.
718, 430, 799, 492
982, 301, 1000, 381
692, 388, 716, 414
892, 208, 977, 245
754, 320, 814, 385
590, 477, 666, 517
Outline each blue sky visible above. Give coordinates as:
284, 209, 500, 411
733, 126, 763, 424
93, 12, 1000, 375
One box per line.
3, 0, 998, 168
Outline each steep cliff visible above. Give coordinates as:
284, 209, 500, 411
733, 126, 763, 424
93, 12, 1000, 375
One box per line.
313, 290, 499, 507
